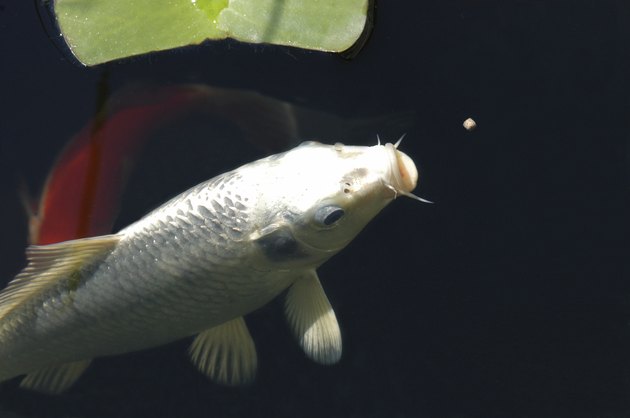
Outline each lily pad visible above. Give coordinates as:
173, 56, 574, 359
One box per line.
53, 0, 370, 66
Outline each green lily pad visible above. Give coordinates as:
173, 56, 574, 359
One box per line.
54, 0, 370, 66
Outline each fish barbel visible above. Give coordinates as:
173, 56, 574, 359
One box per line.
0, 140, 422, 393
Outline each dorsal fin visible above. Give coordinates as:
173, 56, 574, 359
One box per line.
189, 317, 257, 386
285, 270, 342, 365
20, 359, 92, 394
0, 235, 121, 321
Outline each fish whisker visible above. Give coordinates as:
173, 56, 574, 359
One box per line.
394, 133, 406, 149
383, 182, 433, 204
401, 191, 433, 204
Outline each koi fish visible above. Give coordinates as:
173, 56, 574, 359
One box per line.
24, 84, 300, 246
0, 140, 425, 394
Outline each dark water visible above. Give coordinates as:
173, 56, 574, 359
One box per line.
1, 1, 629, 417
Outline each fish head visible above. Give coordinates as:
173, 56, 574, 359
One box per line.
252, 141, 420, 267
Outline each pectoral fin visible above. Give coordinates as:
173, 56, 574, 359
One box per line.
20, 359, 92, 394
189, 317, 257, 386
0, 235, 120, 321
285, 270, 342, 365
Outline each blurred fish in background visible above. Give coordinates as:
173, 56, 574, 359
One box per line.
20, 82, 302, 245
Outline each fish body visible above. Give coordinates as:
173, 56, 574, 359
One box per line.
0, 140, 420, 393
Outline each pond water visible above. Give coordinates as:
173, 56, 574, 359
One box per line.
0, 1, 629, 417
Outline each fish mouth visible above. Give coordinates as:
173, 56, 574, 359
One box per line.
384, 143, 418, 194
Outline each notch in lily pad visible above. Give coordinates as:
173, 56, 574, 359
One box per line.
52, 0, 373, 66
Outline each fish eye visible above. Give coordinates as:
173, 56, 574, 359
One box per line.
314, 205, 345, 227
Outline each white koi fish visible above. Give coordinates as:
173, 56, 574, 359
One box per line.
0, 140, 424, 394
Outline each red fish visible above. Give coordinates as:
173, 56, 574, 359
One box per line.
23, 85, 298, 245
